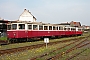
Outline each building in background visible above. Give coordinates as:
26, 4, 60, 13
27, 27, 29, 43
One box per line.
19, 9, 37, 22
57, 21, 82, 28
70, 21, 81, 27
82, 25, 90, 30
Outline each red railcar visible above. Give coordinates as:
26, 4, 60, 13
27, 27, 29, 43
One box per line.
7, 21, 83, 42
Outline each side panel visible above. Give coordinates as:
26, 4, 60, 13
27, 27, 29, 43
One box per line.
7, 30, 27, 38
76, 31, 82, 35
7, 30, 83, 39
28, 30, 67, 38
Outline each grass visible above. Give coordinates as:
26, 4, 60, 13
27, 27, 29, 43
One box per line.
0, 41, 74, 60
0, 35, 84, 50
0, 37, 84, 60
0, 32, 90, 60
40, 38, 87, 60
60, 49, 84, 60
59, 32, 90, 60
0, 41, 43, 50
72, 48, 90, 60
68, 48, 90, 60
0, 37, 7, 41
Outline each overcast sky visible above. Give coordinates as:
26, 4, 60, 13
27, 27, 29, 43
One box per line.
0, 0, 90, 25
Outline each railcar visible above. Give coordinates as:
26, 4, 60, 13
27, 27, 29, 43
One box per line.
7, 21, 82, 43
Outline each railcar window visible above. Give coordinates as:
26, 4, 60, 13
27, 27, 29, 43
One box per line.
12, 24, 17, 30
68, 28, 70, 30
71, 28, 73, 31
44, 26, 48, 30
49, 26, 52, 30
64, 28, 66, 30
56, 27, 58, 30
33, 25, 38, 30
60, 27, 63, 30
28, 25, 32, 30
39, 25, 43, 30
78, 29, 81, 31
66, 28, 70, 31
7, 25, 11, 30
19, 24, 25, 29
53, 26, 55, 30
71, 28, 75, 31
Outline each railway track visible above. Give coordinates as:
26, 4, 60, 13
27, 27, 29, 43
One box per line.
0, 37, 85, 56
30, 38, 80, 60
0, 40, 8, 45
46, 36, 90, 60
66, 41, 90, 60
66, 49, 87, 60
30, 36, 90, 60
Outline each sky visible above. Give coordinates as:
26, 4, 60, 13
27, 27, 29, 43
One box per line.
0, 0, 90, 26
